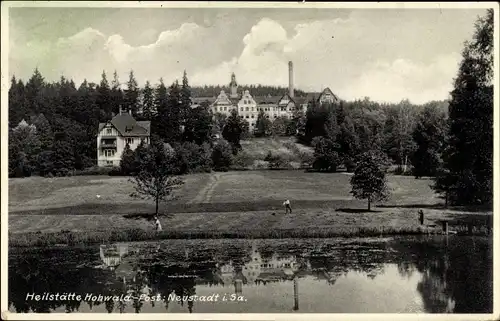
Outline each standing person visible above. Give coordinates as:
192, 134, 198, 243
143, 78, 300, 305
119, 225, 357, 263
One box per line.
283, 199, 292, 214
154, 216, 162, 232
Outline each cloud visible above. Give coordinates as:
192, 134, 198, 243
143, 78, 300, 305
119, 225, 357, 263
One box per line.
340, 53, 461, 104
191, 14, 466, 103
10, 9, 479, 103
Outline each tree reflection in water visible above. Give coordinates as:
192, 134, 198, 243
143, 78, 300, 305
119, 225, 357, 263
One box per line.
392, 236, 492, 313
8, 236, 492, 313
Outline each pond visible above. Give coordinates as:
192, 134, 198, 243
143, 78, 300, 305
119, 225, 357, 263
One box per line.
8, 235, 493, 313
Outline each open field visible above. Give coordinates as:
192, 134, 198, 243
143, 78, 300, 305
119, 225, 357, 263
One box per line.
8, 170, 492, 243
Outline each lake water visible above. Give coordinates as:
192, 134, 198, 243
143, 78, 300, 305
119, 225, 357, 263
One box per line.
8, 236, 493, 313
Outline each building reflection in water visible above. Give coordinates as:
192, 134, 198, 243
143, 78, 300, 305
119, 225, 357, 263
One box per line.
217, 242, 301, 293
7, 236, 493, 314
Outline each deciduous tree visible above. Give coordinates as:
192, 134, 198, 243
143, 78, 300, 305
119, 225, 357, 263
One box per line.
350, 151, 390, 211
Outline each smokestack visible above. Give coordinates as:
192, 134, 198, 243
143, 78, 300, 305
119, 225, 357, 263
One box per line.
288, 61, 294, 98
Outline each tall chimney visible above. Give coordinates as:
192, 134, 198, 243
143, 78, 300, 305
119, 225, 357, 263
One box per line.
288, 61, 294, 98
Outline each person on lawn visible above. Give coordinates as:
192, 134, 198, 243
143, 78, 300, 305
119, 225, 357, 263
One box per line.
154, 216, 162, 232
283, 199, 292, 214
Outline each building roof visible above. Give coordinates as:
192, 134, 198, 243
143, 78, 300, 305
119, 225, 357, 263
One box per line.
98, 113, 151, 137
253, 96, 283, 105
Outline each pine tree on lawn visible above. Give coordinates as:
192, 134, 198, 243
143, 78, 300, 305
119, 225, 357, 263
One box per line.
433, 9, 493, 206
350, 151, 390, 211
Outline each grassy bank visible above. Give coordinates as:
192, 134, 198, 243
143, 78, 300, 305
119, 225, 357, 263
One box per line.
9, 222, 492, 247
9, 170, 492, 246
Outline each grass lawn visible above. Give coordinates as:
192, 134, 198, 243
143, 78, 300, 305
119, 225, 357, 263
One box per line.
8, 170, 492, 243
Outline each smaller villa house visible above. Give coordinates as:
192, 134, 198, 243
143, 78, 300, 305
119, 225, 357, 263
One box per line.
97, 110, 151, 167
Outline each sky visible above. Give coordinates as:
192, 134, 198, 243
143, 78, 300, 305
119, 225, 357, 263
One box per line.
8, 5, 488, 104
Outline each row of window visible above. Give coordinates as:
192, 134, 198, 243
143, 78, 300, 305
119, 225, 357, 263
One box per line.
101, 138, 142, 145
244, 262, 293, 269
213, 106, 295, 113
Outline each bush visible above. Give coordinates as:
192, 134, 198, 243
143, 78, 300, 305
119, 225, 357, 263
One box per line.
212, 139, 233, 172
74, 166, 113, 176
266, 152, 291, 170
108, 166, 123, 176
298, 151, 314, 169
120, 143, 136, 175
173, 142, 212, 174
312, 136, 342, 172
231, 151, 255, 170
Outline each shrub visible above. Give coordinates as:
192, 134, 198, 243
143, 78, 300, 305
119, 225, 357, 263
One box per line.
298, 151, 314, 169
74, 166, 113, 176
172, 142, 212, 174
120, 143, 136, 175
231, 151, 255, 170
312, 136, 342, 172
108, 166, 123, 176
266, 152, 291, 170
212, 139, 233, 172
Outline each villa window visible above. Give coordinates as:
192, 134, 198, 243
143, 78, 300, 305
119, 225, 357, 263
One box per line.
240, 107, 243, 111
246, 107, 249, 111
106, 161, 113, 166
224, 107, 227, 111
251, 115, 254, 118
251, 107, 254, 112
245, 115, 249, 119
104, 149, 115, 157
126, 138, 134, 145
214, 107, 218, 112
106, 128, 112, 135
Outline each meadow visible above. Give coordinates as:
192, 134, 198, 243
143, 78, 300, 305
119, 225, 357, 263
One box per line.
8, 170, 492, 246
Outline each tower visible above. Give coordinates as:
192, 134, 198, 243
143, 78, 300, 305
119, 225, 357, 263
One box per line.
288, 61, 294, 98
229, 73, 238, 99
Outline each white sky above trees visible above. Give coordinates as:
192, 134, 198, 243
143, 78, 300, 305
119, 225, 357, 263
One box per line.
8, 7, 486, 104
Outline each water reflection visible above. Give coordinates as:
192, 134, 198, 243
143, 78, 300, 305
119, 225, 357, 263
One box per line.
8, 236, 492, 313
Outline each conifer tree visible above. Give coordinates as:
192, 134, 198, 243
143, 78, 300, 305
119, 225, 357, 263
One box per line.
142, 80, 155, 120
433, 9, 493, 205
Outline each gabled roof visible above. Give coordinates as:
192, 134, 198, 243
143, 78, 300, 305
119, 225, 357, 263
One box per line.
98, 113, 151, 137
319, 87, 340, 102
253, 96, 283, 104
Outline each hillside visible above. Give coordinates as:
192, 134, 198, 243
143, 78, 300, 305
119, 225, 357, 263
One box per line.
238, 137, 314, 169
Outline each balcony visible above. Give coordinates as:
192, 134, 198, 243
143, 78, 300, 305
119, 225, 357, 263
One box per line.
101, 140, 117, 149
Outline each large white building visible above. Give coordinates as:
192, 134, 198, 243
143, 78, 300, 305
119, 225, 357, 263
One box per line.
191, 61, 340, 132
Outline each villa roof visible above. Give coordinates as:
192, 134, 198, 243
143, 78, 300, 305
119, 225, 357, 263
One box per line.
98, 113, 151, 137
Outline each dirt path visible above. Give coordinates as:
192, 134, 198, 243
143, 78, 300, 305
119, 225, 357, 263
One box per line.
187, 172, 225, 204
